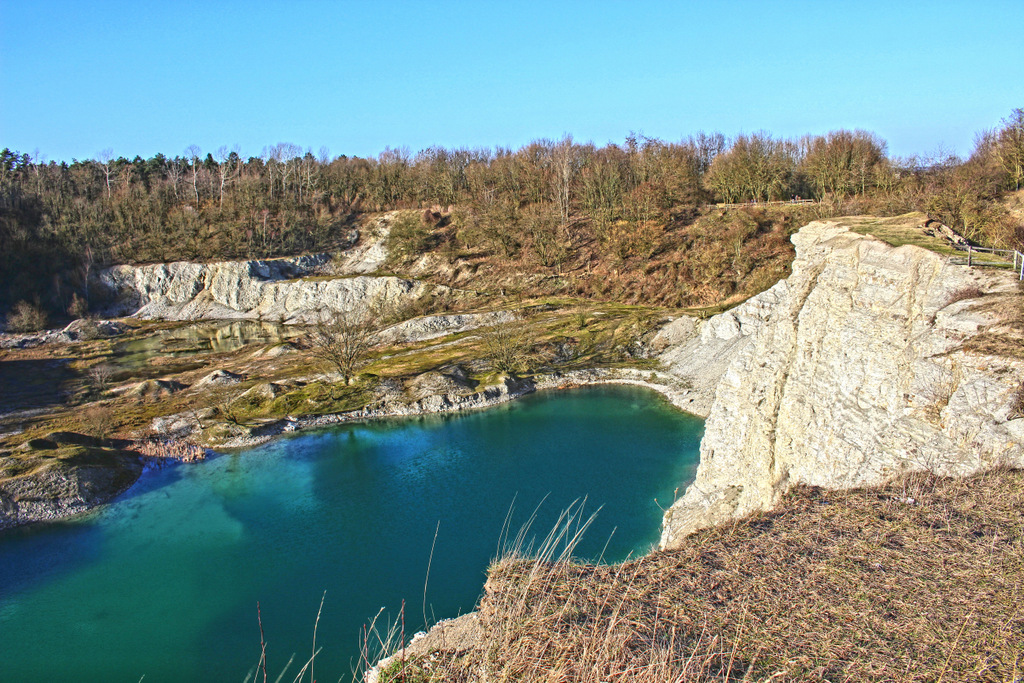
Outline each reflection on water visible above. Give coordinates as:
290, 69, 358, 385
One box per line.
0, 321, 302, 414
112, 320, 301, 370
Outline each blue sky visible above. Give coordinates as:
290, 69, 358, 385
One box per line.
2, 0, 1021, 163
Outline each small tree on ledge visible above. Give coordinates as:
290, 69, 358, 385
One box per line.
304, 310, 376, 385
481, 315, 533, 376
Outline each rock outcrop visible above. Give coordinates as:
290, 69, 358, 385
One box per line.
653, 283, 785, 417
97, 254, 444, 323
0, 319, 127, 349
93, 216, 446, 323
0, 445, 143, 529
203, 374, 537, 448
660, 221, 1024, 547
328, 214, 390, 274
376, 311, 517, 345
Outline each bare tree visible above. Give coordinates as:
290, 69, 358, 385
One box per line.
689, 131, 727, 177
480, 316, 533, 375
705, 132, 796, 202
29, 148, 46, 194
261, 145, 276, 199
185, 144, 202, 204
88, 364, 114, 394
97, 148, 114, 198
304, 310, 377, 385
274, 142, 302, 197
299, 147, 318, 203
550, 134, 580, 225
215, 144, 241, 208
995, 108, 1024, 191
801, 130, 886, 203
166, 156, 184, 199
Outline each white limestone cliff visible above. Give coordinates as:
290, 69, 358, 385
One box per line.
652, 281, 786, 417
660, 221, 1024, 547
97, 254, 445, 323
93, 215, 445, 323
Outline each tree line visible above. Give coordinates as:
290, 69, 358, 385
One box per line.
1, 109, 1022, 316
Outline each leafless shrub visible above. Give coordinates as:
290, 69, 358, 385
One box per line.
87, 364, 113, 394
304, 310, 377, 385
921, 363, 962, 428
133, 439, 205, 463
67, 292, 89, 319
5, 300, 48, 333
82, 404, 116, 440
480, 317, 533, 375
77, 319, 103, 340
1010, 381, 1024, 419
216, 395, 247, 427
570, 303, 590, 330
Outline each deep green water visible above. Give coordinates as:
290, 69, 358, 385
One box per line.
0, 386, 702, 682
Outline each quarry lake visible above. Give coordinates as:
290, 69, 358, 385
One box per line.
0, 385, 703, 682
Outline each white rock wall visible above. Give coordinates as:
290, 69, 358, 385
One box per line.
98, 254, 442, 323
654, 281, 787, 417
660, 221, 1024, 547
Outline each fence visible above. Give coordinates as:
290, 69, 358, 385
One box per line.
714, 199, 816, 209
949, 244, 1024, 280
708, 200, 1022, 279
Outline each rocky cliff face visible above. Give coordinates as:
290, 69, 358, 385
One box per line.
94, 218, 448, 323
660, 221, 1024, 547
652, 282, 785, 417
97, 253, 443, 323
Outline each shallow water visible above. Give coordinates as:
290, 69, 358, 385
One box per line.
112, 320, 298, 370
0, 385, 702, 682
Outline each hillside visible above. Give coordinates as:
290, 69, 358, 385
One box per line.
3, 109, 1023, 316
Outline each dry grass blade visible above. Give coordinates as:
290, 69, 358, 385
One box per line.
307, 590, 326, 683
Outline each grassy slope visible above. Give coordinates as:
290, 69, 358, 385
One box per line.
392, 469, 1024, 682
844, 212, 1016, 267
389, 205, 812, 309
0, 298, 663, 457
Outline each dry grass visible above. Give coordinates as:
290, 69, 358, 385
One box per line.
841, 212, 1010, 265
946, 285, 986, 306
395, 206, 805, 310
962, 288, 1024, 359
399, 468, 1024, 682
1010, 382, 1024, 419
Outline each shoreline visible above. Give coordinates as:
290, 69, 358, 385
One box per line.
216, 366, 708, 449
0, 366, 708, 532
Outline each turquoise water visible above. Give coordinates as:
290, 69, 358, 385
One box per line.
0, 385, 703, 682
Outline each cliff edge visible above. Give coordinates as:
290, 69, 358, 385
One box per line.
661, 220, 1024, 546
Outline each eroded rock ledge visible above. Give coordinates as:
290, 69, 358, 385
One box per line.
97, 254, 444, 323
660, 221, 1024, 547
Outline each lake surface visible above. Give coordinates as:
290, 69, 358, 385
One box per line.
0, 385, 703, 682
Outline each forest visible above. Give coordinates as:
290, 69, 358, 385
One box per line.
1, 109, 1022, 320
